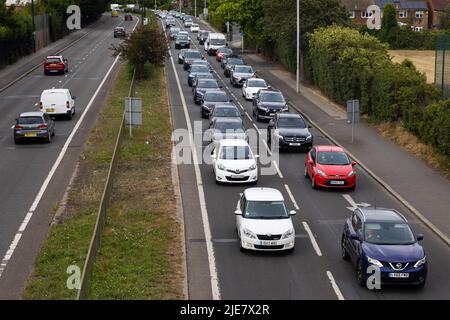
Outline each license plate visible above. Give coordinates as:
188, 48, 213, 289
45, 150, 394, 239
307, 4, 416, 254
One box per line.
46, 108, 55, 113
269, 113, 275, 116
231, 175, 244, 179
330, 180, 345, 185
50, 64, 56, 67
25, 133, 37, 137
289, 143, 301, 146
260, 241, 278, 246
389, 273, 409, 278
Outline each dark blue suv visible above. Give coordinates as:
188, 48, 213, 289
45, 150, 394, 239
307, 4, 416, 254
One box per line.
341, 207, 427, 288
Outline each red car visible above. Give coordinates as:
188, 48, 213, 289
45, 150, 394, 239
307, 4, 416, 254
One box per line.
304, 145, 356, 190
215, 47, 233, 62
44, 55, 68, 75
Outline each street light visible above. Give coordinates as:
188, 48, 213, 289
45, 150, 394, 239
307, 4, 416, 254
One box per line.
296, 0, 300, 94
31, 0, 36, 53
195, 0, 197, 18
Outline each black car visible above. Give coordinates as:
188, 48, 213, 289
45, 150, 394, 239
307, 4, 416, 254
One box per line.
200, 91, 232, 118
193, 79, 221, 104
14, 111, 55, 144
267, 113, 313, 150
198, 30, 209, 44
175, 34, 190, 49
252, 89, 288, 121
124, 14, 133, 21
224, 57, 246, 77
208, 104, 241, 125
113, 27, 126, 38
183, 50, 204, 70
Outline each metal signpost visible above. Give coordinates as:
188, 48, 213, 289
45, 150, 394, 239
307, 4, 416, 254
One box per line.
346, 99, 360, 143
125, 97, 142, 137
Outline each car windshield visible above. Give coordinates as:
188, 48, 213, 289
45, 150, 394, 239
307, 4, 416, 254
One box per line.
171, 28, 180, 33
115, 27, 124, 31
247, 80, 267, 88
18, 116, 43, 125
235, 66, 253, 73
215, 122, 243, 132
198, 80, 219, 88
220, 48, 233, 54
200, 32, 209, 37
177, 35, 188, 41
205, 93, 228, 102
191, 24, 198, 27
192, 60, 206, 65
185, 51, 202, 59
317, 151, 350, 165
213, 107, 240, 117
261, 92, 284, 103
220, 146, 252, 160
278, 117, 306, 128
190, 65, 209, 73
364, 222, 416, 245
195, 74, 213, 81
244, 201, 289, 219
211, 39, 226, 45
227, 58, 244, 66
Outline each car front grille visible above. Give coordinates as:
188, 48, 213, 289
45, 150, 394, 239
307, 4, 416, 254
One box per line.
254, 245, 285, 250
225, 176, 249, 182
324, 179, 348, 186
226, 168, 249, 174
284, 137, 306, 143
257, 234, 282, 240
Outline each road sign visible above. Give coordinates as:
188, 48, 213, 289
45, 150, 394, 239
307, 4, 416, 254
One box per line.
347, 100, 360, 143
125, 97, 142, 137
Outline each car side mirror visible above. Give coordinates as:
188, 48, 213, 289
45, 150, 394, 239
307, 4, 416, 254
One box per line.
289, 210, 296, 216
350, 233, 360, 241
229, 99, 233, 102
34, 102, 38, 107
416, 234, 424, 241
308, 160, 314, 166
234, 210, 242, 216
72, 96, 76, 100
63, 59, 68, 62
202, 56, 205, 60
308, 125, 312, 128
351, 161, 357, 166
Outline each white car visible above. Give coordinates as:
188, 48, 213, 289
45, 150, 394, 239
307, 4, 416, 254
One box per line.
212, 139, 258, 184
235, 188, 296, 252
242, 78, 269, 100
184, 19, 193, 27
190, 23, 200, 32
37, 88, 76, 120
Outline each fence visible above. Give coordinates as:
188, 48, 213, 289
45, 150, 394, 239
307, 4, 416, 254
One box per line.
435, 35, 450, 98
77, 68, 136, 299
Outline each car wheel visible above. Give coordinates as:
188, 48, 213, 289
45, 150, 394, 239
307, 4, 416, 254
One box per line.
341, 236, 350, 260
67, 112, 73, 120
311, 175, 317, 189
416, 281, 426, 289
357, 260, 366, 287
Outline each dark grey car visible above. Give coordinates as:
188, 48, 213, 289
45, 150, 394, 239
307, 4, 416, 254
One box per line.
200, 91, 232, 118
13, 112, 55, 144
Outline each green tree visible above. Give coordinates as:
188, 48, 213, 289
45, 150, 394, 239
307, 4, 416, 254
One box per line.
439, 4, 450, 29
380, 3, 397, 41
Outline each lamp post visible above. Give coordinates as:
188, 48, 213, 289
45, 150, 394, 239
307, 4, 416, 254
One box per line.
195, 0, 197, 18
31, 0, 36, 53
296, 0, 300, 94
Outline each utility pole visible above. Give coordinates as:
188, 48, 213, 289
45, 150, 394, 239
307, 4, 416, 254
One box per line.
195, 0, 197, 18
296, 0, 300, 94
31, 0, 36, 53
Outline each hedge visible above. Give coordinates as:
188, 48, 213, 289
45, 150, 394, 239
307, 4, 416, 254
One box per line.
308, 26, 448, 156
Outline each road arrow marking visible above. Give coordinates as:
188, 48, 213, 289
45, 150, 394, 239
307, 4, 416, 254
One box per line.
342, 194, 371, 211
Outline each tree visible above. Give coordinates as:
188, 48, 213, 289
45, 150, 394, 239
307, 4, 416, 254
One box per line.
380, 3, 397, 41
439, 4, 450, 29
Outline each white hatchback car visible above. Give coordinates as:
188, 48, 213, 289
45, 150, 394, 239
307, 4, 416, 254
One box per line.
242, 78, 269, 100
235, 188, 296, 252
190, 23, 200, 32
37, 88, 76, 119
212, 139, 258, 184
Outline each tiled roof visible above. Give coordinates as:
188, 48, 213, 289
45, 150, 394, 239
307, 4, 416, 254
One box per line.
341, 0, 376, 11
375, 0, 428, 10
429, 0, 450, 11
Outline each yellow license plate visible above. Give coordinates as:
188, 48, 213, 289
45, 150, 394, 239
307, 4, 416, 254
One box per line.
46, 108, 55, 112
25, 133, 37, 137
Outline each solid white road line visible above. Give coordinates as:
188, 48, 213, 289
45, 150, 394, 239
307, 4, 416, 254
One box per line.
262, 139, 272, 156
284, 184, 300, 210
272, 160, 283, 178
302, 221, 322, 257
164, 21, 221, 300
326, 271, 345, 300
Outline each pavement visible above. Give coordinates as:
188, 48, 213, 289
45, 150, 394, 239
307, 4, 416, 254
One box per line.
164, 16, 450, 300
0, 14, 139, 299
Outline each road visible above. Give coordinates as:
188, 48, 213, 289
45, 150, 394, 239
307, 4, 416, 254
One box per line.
165, 17, 450, 299
0, 14, 138, 299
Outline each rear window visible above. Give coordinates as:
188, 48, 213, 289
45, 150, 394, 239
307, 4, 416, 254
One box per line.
18, 116, 43, 124
46, 58, 61, 63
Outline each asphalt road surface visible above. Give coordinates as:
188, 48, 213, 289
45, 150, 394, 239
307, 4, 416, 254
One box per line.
0, 14, 138, 299
166, 17, 450, 300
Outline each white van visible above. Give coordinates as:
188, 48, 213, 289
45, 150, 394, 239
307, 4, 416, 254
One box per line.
204, 33, 227, 55
38, 88, 76, 119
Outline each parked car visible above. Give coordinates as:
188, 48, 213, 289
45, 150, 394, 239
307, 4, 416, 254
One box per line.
200, 91, 232, 118
208, 117, 246, 144
193, 79, 221, 104
216, 47, 233, 62
183, 50, 204, 70
304, 145, 356, 190
230, 65, 255, 87
212, 139, 258, 184
209, 104, 241, 125
175, 34, 190, 49
223, 57, 245, 77
242, 78, 269, 100
187, 65, 211, 87
190, 23, 200, 32
252, 89, 288, 121
267, 113, 313, 151
13, 112, 55, 144
341, 207, 427, 287
113, 27, 126, 38
37, 88, 76, 120
43, 55, 68, 75
235, 188, 296, 251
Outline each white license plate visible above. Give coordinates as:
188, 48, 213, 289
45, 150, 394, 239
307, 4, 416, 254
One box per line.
231, 175, 244, 179
289, 143, 301, 146
389, 273, 409, 278
260, 241, 278, 246
269, 113, 275, 116
330, 180, 345, 185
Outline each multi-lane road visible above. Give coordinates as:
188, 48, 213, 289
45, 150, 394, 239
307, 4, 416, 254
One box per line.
165, 16, 450, 300
0, 14, 138, 298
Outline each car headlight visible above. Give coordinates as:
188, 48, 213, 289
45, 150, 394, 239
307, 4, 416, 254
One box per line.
249, 163, 256, 171
243, 228, 257, 239
348, 170, 355, 177
258, 105, 268, 111
282, 228, 295, 239
306, 134, 312, 141
414, 256, 426, 268
281, 105, 289, 111
217, 163, 226, 171
316, 169, 327, 177
367, 256, 383, 268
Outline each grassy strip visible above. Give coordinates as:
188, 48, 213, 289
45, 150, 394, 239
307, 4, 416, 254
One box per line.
87, 64, 184, 299
22, 63, 131, 299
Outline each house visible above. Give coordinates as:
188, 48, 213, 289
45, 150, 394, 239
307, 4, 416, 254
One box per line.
342, 0, 430, 31
427, 0, 450, 28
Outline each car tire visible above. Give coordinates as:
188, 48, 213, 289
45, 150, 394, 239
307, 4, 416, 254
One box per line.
311, 175, 317, 189
416, 281, 426, 289
357, 260, 366, 287
341, 236, 350, 260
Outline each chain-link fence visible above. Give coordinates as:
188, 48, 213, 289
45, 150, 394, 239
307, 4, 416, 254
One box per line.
435, 35, 450, 98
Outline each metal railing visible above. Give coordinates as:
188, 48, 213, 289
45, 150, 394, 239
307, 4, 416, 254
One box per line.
77, 68, 136, 300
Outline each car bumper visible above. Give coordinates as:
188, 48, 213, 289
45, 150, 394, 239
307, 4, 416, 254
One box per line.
14, 130, 49, 140
365, 264, 427, 286
256, 108, 287, 119
215, 168, 258, 184
240, 235, 295, 251
314, 174, 356, 188
277, 139, 313, 150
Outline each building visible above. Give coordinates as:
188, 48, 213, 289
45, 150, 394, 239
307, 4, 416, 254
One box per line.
342, 0, 429, 31
428, 0, 450, 28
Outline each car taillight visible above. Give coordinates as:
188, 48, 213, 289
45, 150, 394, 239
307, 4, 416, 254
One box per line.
15, 124, 23, 129
38, 124, 47, 129
66, 101, 70, 108
39, 101, 43, 109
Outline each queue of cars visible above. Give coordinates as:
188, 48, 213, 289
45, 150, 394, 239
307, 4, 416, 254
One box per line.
160, 10, 428, 287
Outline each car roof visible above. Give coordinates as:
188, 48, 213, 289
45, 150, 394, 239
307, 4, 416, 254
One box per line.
278, 113, 302, 119
213, 104, 238, 110
244, 188, 284, 202
247, 78, 265, 82
198, 78, 218, 83
315, 145, 345, 153
205, 90, 227, 95
260, 89, 281, 94
20, 111, 45, 117
358, 208, 408, 223
46, 55, 63, 59
214, 117, 242, 123
42, 88, 69, 94
220, 139, 250, 147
